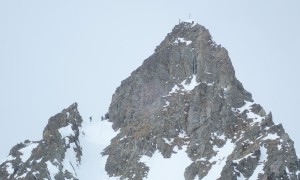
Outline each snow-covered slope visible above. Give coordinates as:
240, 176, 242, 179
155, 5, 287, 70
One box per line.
77, 118, 118, 179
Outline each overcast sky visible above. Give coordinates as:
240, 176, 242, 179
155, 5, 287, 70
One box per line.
1, 1, 300, 161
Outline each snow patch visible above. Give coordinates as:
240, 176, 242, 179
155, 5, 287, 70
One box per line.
212, 132, 226, 141
19, 143, 38, 162
180, 75, 199, 91
168, 75, 200, 95
77, 119, 120, 179
163, 138, 174, 145
233, 153, 256, 164
207, 82, 215, 86
249, 145, 268, 180
170, 85, 180, 94
163, 101, 170, 108
236, 101, 253, 112
5, 155, 15, 162
17, 172, 27, 178
6, 162, 14, 174
173, 37, 192, 45
58, 124, 75, 138
62, 142, 79, 177
201, 139, 235, 180
262, 133, 280, 141
277, 144, 282, 151
36, 158, 42, 163
182, 19, 197, 27
45, 161, 59, 180
234, 101, 264, 124
178, 131, 188, 139
32, 171, 38, 177
140, 146, 192, 180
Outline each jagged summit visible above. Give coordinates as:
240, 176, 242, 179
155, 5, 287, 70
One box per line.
1, 22, 300, 180
105, 22, 300, 179
155, 20, 207, 52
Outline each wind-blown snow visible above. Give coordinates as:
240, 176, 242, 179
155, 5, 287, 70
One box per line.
201, 139, 235, 180
249, 145, 268, 180
77, 119, 119, 179
19, 143, 38, 162
140, 146, 192, 180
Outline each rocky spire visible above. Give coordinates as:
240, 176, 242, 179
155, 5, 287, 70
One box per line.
104, 21, 300, 179
0, 103, 83, 180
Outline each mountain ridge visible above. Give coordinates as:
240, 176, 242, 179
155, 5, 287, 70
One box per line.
1, 20, 300, 180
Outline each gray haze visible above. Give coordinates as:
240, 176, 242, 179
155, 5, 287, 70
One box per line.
1, 1, 300, 161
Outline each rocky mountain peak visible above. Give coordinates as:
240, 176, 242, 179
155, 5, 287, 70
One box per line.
1, 22, 300, 180
43, 102, 82, 143
0, 103, 83, 180
154, 20, 235, 88
104, 22, 300, 179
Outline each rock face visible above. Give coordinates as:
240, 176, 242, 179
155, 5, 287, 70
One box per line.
1, 21, 300, 180
103, 21, 300, 179
0, 103, 82, 180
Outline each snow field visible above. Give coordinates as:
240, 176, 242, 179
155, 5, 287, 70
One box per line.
77, 119, 119, 179
140, 146, 192, 180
